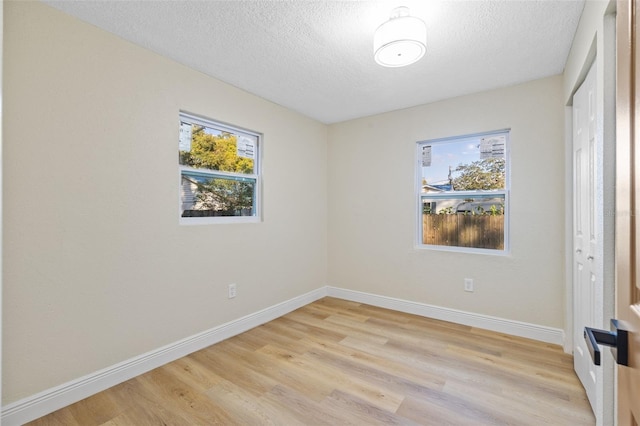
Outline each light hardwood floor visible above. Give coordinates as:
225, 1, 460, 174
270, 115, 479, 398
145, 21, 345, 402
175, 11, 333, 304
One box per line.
28, 297, 595, 425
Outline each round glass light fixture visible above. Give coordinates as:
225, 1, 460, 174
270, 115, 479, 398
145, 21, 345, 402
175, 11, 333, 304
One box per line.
373, 6, 426, 68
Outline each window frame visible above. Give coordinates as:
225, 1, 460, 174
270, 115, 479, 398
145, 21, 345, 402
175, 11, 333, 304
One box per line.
415, 129, 511, 255
179, 111, 262, 225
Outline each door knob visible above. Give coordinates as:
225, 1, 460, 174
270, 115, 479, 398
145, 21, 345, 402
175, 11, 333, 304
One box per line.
587, 255, 594, 260
584, 319, 628, 366
576, 249, 582, 254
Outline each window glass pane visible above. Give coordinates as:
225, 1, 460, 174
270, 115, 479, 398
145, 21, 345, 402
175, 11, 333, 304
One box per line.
420, 134, 506, 192
181, 170, 255, 217
179, 122, 256, 175
421, 194, 505, 250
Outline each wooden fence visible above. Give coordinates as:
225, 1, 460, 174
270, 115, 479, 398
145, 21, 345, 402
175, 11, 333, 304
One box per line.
423, 214, 504, 250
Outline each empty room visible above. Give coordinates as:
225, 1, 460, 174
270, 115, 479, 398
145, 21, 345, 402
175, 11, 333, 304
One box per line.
3, 0, 639, 425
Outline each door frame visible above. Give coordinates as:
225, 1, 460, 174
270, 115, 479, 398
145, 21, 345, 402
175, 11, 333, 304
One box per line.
615, 0, 640, 422
1, 0, 4, 417
565, 4, 617, 425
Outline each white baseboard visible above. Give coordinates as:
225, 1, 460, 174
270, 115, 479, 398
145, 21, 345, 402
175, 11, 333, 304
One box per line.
2, 285, 565, 425
326, 286, 565, 346
1, 287, 327, 426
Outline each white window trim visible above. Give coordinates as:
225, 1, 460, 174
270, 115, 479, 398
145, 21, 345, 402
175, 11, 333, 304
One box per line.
178, 111, 262, 225
414, 129, 511, 255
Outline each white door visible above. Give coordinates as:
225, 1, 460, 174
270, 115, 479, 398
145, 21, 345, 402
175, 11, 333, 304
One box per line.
572, 62, 606, 424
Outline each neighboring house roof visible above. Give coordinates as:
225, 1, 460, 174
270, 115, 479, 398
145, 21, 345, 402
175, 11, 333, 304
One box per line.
422, 184, 453, 192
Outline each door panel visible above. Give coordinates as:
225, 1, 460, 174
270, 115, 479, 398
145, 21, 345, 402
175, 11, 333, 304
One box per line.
573, 61, 602, 416
616, 0, 640, 423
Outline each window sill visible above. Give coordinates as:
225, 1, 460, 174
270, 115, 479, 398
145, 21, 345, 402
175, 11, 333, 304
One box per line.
412, 244, 511, 256
180, 216, 261, 225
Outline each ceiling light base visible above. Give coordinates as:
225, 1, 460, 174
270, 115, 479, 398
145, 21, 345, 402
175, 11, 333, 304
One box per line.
374, 7, 426, 68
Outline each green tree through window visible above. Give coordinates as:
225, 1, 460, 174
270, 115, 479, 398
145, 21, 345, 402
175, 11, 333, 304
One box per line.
452, 158, 505, 191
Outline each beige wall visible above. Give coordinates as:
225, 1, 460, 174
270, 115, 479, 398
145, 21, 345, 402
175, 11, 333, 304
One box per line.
3, 1, 327, 404
328, 76, 565, 327
563, 0, 614, 104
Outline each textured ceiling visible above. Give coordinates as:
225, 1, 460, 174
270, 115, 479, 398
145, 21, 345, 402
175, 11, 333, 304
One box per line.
43, 0, 585, 124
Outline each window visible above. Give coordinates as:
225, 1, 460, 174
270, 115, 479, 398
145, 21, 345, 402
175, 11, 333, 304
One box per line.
179, 112, 261, 223
417, 130, 509, 253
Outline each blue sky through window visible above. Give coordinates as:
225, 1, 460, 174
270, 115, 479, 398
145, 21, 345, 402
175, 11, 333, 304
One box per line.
421, 138, 482, 186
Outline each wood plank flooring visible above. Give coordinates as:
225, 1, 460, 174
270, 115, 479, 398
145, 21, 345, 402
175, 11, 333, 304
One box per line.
27, 297, 595, 425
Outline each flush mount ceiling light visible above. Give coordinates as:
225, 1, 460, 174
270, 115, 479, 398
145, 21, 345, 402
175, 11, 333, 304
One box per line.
373, 6, 426, 68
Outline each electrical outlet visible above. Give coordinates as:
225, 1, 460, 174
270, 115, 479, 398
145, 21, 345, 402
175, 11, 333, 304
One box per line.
464, 278, 474, 292
228, 283, 237, 299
